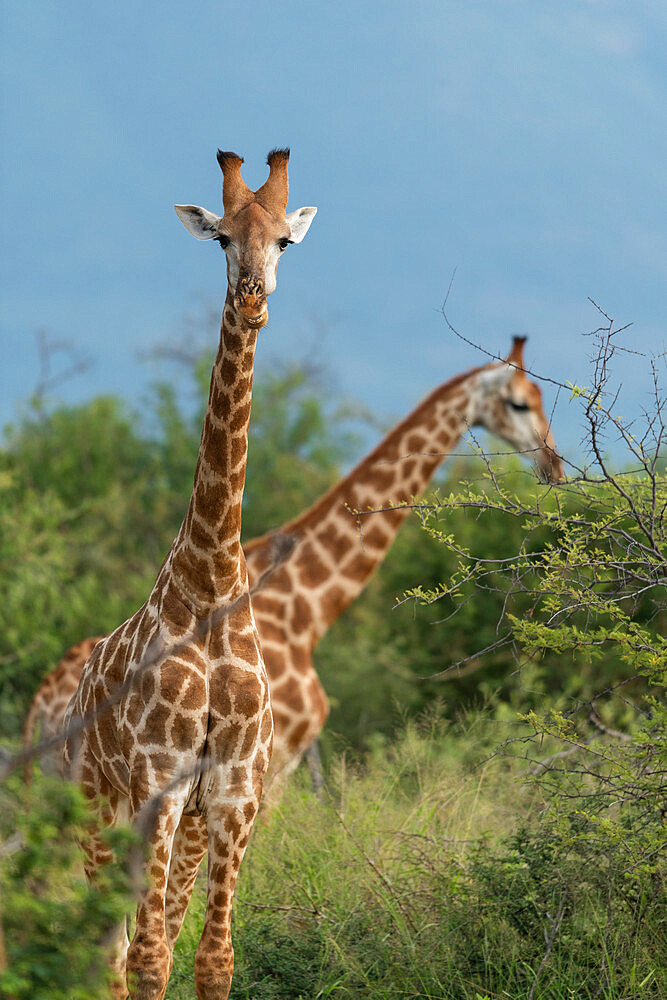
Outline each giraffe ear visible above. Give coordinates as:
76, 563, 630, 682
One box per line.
174, 205, 221, 240
286, 206, 317, 244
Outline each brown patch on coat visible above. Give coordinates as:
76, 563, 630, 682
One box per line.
160, 589, 193, 634
180, 675, 206, 711
142, 704, 171, 744
288, 719, 311, 751
211, 720, 242, 762
231, 671, 262, 719
290, 592, 312, 634
240, 718, 260, 758
317, 523, 350, 562
365, 467, 395, 493
263, 647, 287, 679
360, 522, 390, 550
405, 432, 426, 452
272, 676, 304, 713
290, 646, 312, 674
172, 714, 197, 751
320, 585, 347, 623
341, 551, 374, 582
297, 546, 330, 587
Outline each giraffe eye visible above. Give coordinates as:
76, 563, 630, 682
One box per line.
506, 399, 530, 412
278, 238, 292, 251
217, 234, 230, 250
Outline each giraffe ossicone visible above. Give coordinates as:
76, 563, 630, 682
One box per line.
62, 147, 316, 1000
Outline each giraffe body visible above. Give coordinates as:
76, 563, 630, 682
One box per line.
62, 149, 316, 1000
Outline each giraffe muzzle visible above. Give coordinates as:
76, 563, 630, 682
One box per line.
235, 275, 268, 329
536, 447, 566, 484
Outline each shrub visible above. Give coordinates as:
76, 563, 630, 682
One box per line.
0, 775, 136, 1000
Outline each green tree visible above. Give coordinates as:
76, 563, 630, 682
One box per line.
403, 306, 666, 996
0, 775, 136, 1000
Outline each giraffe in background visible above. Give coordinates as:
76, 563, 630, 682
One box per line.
63, 148, 316, 1000
245, 335, 564, 780
26, 337, 562, 790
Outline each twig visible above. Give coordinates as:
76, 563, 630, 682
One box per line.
527, 891, 567, 1000
322, 784, 417, 934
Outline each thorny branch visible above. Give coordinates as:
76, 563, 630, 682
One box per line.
31, 330, 91, 407
354, 300, 666, 844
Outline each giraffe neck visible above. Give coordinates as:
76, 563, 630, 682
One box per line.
169, 295, 258, 610
247, 367, 478, 640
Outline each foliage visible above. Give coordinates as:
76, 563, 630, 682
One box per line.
166, 720, 663, 999
398, 306, 667, 996
0, 775, 136, 1000
1, 310, 664, 998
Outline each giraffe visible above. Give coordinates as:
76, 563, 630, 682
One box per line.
62, 148, 317, 1000
29, 337, 562, 947
243, 334, 564, 785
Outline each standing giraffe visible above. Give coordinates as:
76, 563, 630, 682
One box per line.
248, 336, 564, 777
62, 148, 316, 1000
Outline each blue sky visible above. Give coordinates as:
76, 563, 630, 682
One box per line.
1, 0, 665, 459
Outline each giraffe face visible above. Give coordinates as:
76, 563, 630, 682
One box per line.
471, 347, 564, 483
174, 149, 316, 330
215, 202, 315, 327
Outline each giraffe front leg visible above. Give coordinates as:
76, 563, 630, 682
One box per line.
125, 784, 189, 1000
194, 792, 261, 1000
164, 813, 208, 948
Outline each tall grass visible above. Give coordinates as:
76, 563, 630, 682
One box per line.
167, 716, 663, 999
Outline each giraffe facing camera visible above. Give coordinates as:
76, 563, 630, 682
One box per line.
62, 148, 317, 1000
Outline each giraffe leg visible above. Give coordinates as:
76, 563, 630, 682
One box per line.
305, 739, 325, 795
262, 717, 325, 809
193, 795, 259, 1000
125, 785, 189, 1000
164, 813, 208, 948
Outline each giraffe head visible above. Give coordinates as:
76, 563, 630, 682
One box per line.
469, 337, 564, 482
174, 149, 317, 329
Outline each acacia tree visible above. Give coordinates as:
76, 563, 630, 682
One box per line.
372, 301, 666, 995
